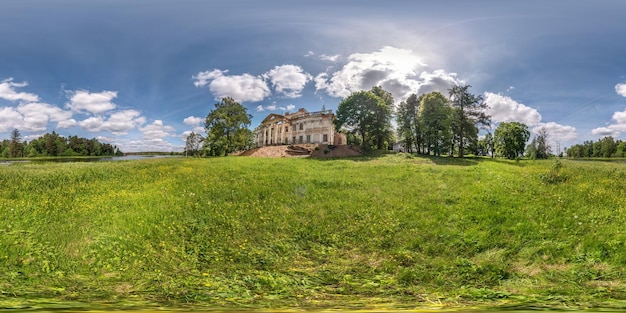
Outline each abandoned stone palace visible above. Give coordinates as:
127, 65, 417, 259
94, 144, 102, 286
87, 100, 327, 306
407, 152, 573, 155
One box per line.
254, 108, 346, 147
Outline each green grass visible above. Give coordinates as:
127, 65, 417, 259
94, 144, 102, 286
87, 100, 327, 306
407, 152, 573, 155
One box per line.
1, 154, 626, 310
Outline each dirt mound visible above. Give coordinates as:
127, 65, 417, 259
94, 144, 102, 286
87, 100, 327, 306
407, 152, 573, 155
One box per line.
236, 144, 362, 158
310, 144, 362, 158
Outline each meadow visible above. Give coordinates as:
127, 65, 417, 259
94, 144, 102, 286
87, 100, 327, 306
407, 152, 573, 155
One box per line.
1, 154, 626, 310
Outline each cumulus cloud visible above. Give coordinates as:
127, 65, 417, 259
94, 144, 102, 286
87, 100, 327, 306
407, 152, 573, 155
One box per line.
0, 78, 40, 103
0, 107, 24, 132
193, 69, 270, 102
314, 46, 459, 102
66, 90, 117, 114
140, 120, 177, 140
0, 102, 75, 132
17, 102, 75, 131
78, 109, 145, 135
263, 65, 311, 98
591, 127, 618, 137
484, 92, 542, 126
255, 103, 297, 112
616, 83, 626, 97
532, 122, 577, 141
484, 92, 577, 142
183, 116, 204, 126
319, 54, 340, 62
591, 108, 626, 137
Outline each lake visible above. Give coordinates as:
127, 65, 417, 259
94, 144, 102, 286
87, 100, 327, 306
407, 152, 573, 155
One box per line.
0, 155, 182, 165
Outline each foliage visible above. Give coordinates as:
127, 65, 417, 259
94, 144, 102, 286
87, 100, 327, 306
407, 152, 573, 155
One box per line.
0, 130, 120, 158
334, 88, 393, 150
395, 93, 423, 154
185, 132, 203, 157
418, 92, 452, 156
2, 156, 626, 310
526, 127, 551, 159
566, 136, 623, 158
203, 97, 253, 156
448, 85, 491, 157
539, 159, 567, 184
494, 122, 530, 159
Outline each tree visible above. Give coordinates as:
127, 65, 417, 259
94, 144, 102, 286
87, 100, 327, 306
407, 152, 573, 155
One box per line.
334, 90, 391, 150
494, 122, 530, 159
418, 92, 452, 156
396, 93, 423, 154
204, 97, 252, 156
448, 85, 491, 157
9, 128, 23, 158
369, 86, 394, 150
185, 132, 203, 157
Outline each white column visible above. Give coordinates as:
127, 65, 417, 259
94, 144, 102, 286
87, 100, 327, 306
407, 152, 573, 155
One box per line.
263, 126, 267, 146
281, 122, 285, 144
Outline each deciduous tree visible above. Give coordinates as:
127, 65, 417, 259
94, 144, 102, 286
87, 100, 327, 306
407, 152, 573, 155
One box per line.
204, 97, 252, 156
418, 92, 452, 156
494, 122, 530, 159
335, 90, 391, 150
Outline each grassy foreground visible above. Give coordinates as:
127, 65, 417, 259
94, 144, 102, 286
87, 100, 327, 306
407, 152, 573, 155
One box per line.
1, 154, 626, 310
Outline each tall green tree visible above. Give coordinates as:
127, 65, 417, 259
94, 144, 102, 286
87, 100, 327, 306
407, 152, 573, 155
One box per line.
369, 86, 394, 150
396, 93, 423, 154
418, 92, 452, 156
9, 128, 23, 158
334, 90, 391, 150
204, 97, 252, 156
448, 84, 491, 157
185, 132, 203, 157
494, 122, 530, 159
526, 127, 551, 159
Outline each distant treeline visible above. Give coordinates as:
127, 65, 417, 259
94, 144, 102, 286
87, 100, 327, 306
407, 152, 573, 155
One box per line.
1, 129, 122, 158
566, 136, 626, 158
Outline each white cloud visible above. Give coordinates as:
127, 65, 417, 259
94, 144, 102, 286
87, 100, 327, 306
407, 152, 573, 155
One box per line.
591, 108, 626, 137
304, 51, 315, 57
484, 92, 542, 126
0, 102, 75, 132
319, 54, 340, 62
314, 46, 460, 102
140, 120, 177, 140
193, 69, 270, 102
0, 78, 40, 103
615, 83, 626, 97
591, 127, 618, 137
113, 138, 181, 153
532, 122, 577, 141
0, 107, 24, 132
107, 110, 146, 135
78, 109, 145, 135
66, 90, 117, 114
263, 65, 311, 98
484, 92, 577, 142
255, 103, 297, 112
17, 102, 75, 131
183, 116, 204, 126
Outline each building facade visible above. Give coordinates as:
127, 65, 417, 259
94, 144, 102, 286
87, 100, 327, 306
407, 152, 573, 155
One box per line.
254, 108, 345, 147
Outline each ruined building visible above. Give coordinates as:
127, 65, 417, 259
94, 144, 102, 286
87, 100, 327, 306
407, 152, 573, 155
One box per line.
254, 108, 346, 147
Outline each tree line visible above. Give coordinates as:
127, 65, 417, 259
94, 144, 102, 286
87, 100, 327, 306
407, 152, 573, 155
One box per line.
191, 85, 542, 159
1, 129, 122, 158
565, 136, 626, 158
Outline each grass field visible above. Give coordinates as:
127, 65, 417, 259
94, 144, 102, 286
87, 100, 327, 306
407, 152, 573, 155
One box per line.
1, 153, 626, 310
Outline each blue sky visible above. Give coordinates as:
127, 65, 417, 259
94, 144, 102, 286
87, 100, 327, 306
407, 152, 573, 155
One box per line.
1, 0, 626, 152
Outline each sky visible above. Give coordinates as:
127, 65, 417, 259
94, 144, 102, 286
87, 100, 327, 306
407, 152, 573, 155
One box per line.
1, 0, 626, 152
